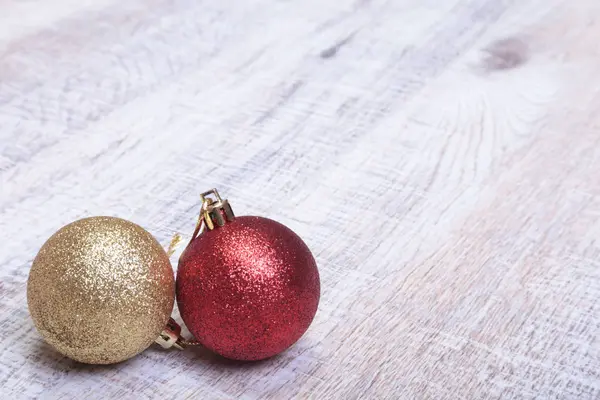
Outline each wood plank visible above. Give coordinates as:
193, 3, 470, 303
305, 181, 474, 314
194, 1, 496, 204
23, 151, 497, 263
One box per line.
2, 0, 600, 398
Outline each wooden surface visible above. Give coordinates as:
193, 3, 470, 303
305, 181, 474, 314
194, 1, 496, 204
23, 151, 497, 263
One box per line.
2, 0, 600, 398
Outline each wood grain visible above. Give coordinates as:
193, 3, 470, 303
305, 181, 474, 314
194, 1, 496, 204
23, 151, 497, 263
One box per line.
2, 0, 600, 398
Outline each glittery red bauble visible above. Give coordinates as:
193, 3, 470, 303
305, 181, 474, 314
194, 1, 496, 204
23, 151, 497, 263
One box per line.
177, 216, 320, 361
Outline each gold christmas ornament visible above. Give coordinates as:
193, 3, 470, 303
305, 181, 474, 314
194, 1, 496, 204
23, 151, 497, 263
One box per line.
27, 216, 175, 364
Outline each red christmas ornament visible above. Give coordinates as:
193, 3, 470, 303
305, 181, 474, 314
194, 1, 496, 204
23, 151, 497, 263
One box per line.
176, 189, 320, 361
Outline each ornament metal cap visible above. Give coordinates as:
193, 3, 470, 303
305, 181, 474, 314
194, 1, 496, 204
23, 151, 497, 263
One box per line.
185, 189, 236, 249
155, 318, 184, 350
199, 188, 235, 230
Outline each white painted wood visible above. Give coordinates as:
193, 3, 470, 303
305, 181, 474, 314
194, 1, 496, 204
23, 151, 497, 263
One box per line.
2, 0, 600, 398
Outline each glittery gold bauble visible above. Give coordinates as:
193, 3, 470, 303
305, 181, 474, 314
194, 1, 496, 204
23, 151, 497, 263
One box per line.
27, 216, 174, 364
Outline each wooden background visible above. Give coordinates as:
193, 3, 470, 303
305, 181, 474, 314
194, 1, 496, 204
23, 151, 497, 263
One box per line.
2, 0, 600, 398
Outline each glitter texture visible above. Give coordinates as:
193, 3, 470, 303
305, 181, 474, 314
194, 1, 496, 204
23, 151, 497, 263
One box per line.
177, 216, 320, 361
27, 217, 175, 364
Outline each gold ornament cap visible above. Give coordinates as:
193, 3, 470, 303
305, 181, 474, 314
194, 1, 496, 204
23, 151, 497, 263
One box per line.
27, 216, 175, 364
